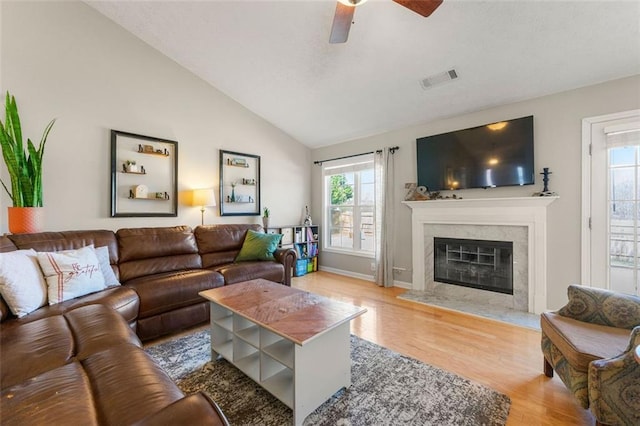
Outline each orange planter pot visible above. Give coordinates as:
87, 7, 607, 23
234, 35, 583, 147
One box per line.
8, 207, 45, 234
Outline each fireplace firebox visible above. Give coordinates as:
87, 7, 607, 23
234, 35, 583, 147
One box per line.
434, 237, 513, 295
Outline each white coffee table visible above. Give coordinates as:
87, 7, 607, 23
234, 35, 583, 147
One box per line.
199, 279, 367, 425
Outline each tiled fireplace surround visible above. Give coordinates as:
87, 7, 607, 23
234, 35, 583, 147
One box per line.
403, 197, 558, 314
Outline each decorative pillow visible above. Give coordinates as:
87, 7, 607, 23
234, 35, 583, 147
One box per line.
37, 245, 106, 305
0, 249, 47, 317
94, 246, 120, 287
235, 230, 282, 262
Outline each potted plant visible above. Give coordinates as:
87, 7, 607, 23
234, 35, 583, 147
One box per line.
0, 92, 55, 234
124, 160, 138, 173
262, 207, 270, 229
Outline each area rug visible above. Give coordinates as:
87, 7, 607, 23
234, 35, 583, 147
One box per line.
146, 330, 510, 425
398, 290, 541, 330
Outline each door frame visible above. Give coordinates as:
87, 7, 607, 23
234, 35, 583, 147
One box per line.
581, 109, 640, 288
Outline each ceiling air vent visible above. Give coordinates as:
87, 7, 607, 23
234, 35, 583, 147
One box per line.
420, 69, 458, 90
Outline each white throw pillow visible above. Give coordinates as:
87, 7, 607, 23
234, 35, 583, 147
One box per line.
0, 249, 48, 317
37, 245, 106, 305
94, 246, 120, 288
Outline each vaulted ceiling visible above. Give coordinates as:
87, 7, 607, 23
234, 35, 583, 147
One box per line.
88, 0, 640, 147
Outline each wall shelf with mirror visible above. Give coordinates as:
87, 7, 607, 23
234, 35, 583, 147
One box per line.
111, 130, 178, 217
219, 150, 260, 216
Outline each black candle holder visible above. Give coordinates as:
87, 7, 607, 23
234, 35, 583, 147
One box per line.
541, 168, 551, 193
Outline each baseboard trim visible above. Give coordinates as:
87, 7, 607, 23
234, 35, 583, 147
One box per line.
318, 266, 412, 288
393, 280, 413, 289
318, 266, 374, 282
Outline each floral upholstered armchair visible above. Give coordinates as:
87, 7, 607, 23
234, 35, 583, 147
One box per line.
540, 284, 640, 426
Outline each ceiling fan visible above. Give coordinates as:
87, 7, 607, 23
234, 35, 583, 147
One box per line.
330, 0, 443, 43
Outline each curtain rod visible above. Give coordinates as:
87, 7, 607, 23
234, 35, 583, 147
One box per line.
313, 146, 399, 165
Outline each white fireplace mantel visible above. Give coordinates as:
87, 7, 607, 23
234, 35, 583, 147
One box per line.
402, 196, 558, 314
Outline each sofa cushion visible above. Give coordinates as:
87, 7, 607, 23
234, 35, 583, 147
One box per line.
0, 249, 47, 317
8, 230, 119, 264
1, 304, 140, 389
2, 286, 139, 329
37, 246, 106, 305
117, 226, 201, 282
540, 312, 631, 372
558, 284, 640, 329
214, 261, 284, 285
65, 304, 142, 358
195, 224, 262, 268
236, 229, 282, 262
95, 246, 120, 287
1, 362, 100, 426
1, 315, 74, 389
82, 344, 184, 425
126, 269, 224, 318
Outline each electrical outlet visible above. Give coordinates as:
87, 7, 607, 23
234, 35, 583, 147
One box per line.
370, 262, 376, 271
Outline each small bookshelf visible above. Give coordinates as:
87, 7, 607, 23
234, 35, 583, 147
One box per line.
266, 225, 319, 276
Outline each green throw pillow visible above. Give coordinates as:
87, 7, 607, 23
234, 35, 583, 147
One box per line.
235, 230, 282, 262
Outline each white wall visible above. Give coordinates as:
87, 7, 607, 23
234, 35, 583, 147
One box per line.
0, 1, 310, 233
312, 75, 640, 309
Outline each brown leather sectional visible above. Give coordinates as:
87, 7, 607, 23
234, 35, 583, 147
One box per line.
0, 223, 297, 425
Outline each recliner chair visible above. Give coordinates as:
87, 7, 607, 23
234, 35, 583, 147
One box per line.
540, 284, 640, 426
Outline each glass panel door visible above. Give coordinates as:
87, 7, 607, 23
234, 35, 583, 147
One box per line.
608, 145, 639, 295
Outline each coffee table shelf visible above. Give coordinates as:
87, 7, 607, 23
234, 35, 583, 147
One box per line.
234, 352, 260, 381
235, 324, 260, 347
261, 364, 294, 407
262, 339, 294, 369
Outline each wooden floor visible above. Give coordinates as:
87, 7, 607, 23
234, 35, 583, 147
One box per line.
292, 271, 594, 426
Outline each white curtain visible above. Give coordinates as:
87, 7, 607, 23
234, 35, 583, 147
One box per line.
374, 148, 395, 287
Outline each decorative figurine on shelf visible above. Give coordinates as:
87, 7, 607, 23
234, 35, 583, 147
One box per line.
404, 183, 419, 201
262, 207, 270, 229
303, 205, 312, 226
230, 182, 236, 202
534, 167, 558, 197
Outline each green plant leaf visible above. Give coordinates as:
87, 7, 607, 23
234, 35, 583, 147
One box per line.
0, 92, 54, 207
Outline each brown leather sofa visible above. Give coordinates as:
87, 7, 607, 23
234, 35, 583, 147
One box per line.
1, 303, 228, 425
0, 223, 296, 425
2, 223, 296, 340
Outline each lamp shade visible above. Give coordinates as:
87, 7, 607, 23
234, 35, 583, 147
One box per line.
192, 189, 216, 207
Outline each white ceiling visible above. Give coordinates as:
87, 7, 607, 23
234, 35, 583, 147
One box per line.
87, 0, 640, 148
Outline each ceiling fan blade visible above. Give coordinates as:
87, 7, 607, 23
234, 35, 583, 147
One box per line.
329, 2, 355, 44
392, 0, 443, 17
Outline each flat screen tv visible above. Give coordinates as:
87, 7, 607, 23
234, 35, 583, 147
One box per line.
416, 115, 534, 191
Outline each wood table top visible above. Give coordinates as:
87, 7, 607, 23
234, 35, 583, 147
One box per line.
200, 279, 367, 345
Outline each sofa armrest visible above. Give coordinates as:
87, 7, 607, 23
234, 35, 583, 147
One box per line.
557, 284, 640, 329
274, 247, 297, 286
133, 392, 229, 426
588, 326, 640, 425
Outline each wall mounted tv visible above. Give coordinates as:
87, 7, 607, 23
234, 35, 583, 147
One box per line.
416, 115, 534, 191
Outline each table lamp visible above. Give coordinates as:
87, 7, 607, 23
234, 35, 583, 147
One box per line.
192, 188, 216, 225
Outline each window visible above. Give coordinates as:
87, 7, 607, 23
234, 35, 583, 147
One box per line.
322, 155, 375, 256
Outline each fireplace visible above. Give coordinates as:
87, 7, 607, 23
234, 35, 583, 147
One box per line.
403, 197, 558, 314
434, 237, 513, 295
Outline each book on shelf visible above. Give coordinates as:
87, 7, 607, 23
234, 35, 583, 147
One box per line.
294, 244, 308, 259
